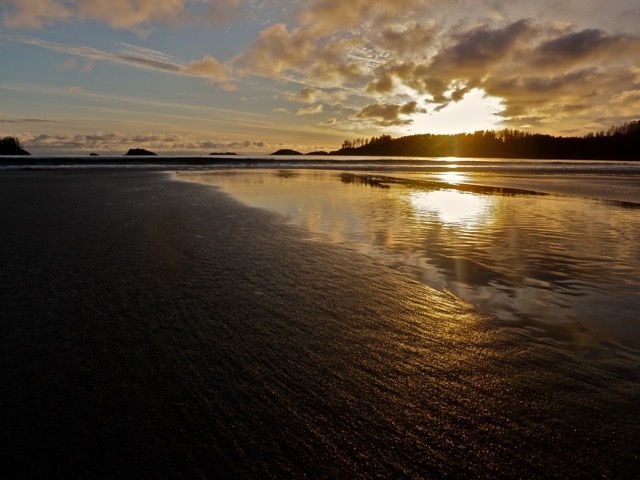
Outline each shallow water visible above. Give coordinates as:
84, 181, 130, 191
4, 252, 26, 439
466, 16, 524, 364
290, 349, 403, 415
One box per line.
180, 169, 640, 352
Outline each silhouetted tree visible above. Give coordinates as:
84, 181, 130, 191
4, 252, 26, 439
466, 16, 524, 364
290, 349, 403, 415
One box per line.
1, 136, 21, 149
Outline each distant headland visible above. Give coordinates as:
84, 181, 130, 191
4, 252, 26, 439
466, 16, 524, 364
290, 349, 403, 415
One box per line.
271, 149, 329, 155
0, 136, 30, 155
125, 148, 157, 156
271, 149, 303, 155
329, 120, 640, 160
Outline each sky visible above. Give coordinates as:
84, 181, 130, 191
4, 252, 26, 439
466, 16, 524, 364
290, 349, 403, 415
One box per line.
1, 0, 639, 155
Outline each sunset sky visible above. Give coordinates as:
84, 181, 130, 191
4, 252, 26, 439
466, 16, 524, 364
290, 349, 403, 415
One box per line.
1, 0, 639, 154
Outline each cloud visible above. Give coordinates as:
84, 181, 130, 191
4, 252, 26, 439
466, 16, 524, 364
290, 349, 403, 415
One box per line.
0, 115, 60, 123
4, 34, 183, 72
354, 101, 419, 126
302, 38, 366, 84
1, 0, 245, 30
366, 74, 395, 95
352, 12, 640, 132
531, 28, 640, 70
17, 131, 271, 153
197, 0, 244, 26
183, 55, 230, 83
296, 104, 324, 115
295, 0, 427, 35
238, 4, 450, 95
378, 22, 437, 58
432, 19, 535, 73
286, 87, 320, 104
2, 0, 70, 29
611, 89, 640, 109
285, 86, 347, 104
3, 34, 230, 85
57, 57, 78, 70
399, 101, 424, 115
233, 23, 317, 76
76, 0, 185, 30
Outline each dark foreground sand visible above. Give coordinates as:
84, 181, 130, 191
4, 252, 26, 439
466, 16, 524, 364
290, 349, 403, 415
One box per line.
1, 170, 638, 479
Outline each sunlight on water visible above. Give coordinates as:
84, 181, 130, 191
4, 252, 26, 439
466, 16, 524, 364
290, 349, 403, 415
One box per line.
408, 190, 494, 227
178, 169, 640, 351
435, 171, 466, 184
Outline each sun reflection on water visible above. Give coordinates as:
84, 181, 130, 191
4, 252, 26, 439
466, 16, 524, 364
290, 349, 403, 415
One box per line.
408, 189, 495, 227
436, 171, 466, 185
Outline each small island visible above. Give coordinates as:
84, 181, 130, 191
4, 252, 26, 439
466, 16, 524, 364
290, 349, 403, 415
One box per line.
271, 149, 302, 155
125, 148, 157, 156
0, 136, 30, 156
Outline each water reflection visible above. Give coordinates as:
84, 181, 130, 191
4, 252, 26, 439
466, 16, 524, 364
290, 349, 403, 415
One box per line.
178, 170, 640, 351
436, 171, 465, 184
408, 190, 495, 227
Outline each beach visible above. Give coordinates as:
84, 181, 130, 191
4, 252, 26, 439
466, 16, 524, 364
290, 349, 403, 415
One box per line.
1, 169, 639, 478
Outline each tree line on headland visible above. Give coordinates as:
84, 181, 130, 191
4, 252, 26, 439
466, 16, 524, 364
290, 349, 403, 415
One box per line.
334, 120, 640, 160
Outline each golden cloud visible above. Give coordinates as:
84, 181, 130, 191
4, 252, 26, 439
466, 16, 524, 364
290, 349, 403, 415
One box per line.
2, 0, 70, 29
2, 0, 244, 30
296, 104, 324, 116
233, 23, 317, 76
184, 55, 230, 83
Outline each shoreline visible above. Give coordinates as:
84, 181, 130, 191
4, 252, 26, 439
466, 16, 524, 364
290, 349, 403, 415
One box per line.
3, 154, 640, 205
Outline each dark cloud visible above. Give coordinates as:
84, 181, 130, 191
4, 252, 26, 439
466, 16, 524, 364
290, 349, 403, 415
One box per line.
116, 54, 182, 73
399, 101, 425, 115
378, 22, 436, 58
487, 68, 598, 98
532, 28, 640, 68
354, 101, 419, 126
430, 19, 535, 73
0, 117, 59, 123
366, 73, 395, 94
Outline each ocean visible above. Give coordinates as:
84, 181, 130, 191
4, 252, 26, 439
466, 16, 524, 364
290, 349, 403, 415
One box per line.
1, 157, 639, 478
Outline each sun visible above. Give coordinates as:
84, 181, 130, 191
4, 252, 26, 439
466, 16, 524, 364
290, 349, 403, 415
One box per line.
409, 88, 504, 135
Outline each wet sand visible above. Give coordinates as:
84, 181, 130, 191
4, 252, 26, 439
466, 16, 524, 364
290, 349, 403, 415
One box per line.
1, 170, 639, 478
